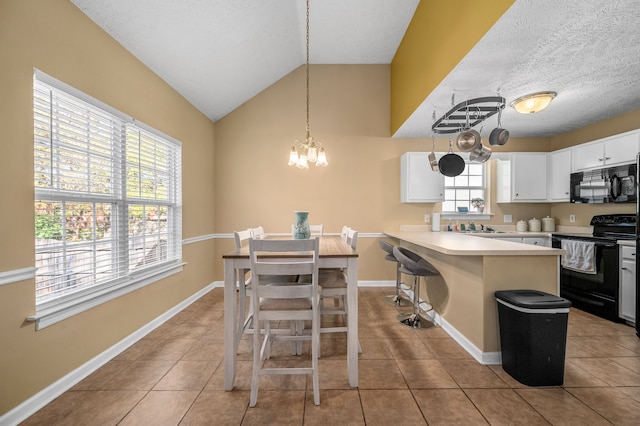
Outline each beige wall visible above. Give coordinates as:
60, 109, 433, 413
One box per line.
213, 62, 639, 283
2, 0, 639, 417
0, 0, 215, 415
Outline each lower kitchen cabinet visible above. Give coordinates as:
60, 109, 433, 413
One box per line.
496, 236, 551, 247
522, 237, 551, 247
619, 245, 636, 323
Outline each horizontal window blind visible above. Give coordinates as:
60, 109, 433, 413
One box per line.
34, 73, 182, 307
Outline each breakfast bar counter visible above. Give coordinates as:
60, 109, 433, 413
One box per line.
384, 231, 564, 364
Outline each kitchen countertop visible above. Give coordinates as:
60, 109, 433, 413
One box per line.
383, 230, 561, 361
384, 231, 564, 256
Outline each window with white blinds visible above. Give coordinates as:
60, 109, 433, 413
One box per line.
33, 71, 182, 315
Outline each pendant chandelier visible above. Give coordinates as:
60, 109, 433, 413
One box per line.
288, 0, 328, 169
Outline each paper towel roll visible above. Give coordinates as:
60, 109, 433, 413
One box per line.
432, 213, 441, 232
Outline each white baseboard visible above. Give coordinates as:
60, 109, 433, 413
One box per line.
0, 283, 216, 426
212, 280, 395, 288
400, 283, 502, 365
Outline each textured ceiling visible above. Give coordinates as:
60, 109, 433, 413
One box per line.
70, 0, 640, 138
395, 0, 640, 138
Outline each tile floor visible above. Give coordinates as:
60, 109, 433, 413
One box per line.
22, 287, 640, 425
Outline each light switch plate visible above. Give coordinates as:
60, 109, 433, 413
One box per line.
503, 214, 512, 223
570, 214, 576, 223
424, 214, 430, 223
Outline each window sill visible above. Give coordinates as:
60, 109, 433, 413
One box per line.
27, 261, 185, 330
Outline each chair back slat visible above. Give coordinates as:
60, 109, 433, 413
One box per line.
250, 237, 320, 292
347, 229, 358, 250
234, 229, 252, 249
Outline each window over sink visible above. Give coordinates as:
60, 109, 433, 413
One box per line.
442, 162, 486, 214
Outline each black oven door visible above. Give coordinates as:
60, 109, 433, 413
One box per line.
552, 236, 620, 321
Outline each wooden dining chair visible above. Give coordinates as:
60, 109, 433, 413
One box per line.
248, 237, 321, 407
340, 225, 350, 241
249, 226, 265, 239
317, 229, 358, 346
234, 229, 254, 337
235, 228, 297, 339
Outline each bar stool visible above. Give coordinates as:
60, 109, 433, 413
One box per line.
379, 240, 412, 307
392, 246, 440, 329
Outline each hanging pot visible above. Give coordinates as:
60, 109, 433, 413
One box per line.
439, 138, 465, 177
456, 129, 481, 152
429, 136, 439, 172
455, 106, 481, 152
489, 107, 510, 146
469, 143, 492, 163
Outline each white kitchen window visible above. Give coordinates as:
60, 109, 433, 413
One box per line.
32, 70, 182, 328
442, 162, 485, 213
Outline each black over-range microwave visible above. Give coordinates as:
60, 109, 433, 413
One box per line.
570, 163, 637, 203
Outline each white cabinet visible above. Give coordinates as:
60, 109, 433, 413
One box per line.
619, 245, 636, 323
496, 237, 551, 247
497, 153, 548, 202
549, 148, 572, 202
495, 237, 523, 243
400, 152, 444, 203
572, 130, 639, 171
522, 237, 551, 247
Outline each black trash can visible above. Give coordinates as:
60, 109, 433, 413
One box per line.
495, 290, 571, 386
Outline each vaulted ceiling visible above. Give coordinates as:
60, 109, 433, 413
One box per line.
71, 0, 640, 138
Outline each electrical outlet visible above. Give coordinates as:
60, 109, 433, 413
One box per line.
570, 214, 576, 223
424, 214, 430, 223
503, 214, 512, 223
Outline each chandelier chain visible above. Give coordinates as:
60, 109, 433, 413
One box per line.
305, 0, 310, 138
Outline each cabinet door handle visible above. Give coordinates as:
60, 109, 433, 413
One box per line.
621, 267, 628, 270
605, 156, 611, 160
598, 158, 604, 161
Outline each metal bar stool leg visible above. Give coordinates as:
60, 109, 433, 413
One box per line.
393, 246, 438, 330
380, 240, 412, 307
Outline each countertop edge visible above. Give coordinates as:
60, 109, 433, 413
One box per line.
384, 231, 564, 256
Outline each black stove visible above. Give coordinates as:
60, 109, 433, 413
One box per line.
553, 214, 636, 242
552, 214, 636, 322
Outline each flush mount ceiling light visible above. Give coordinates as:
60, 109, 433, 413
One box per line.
288, 0, 328, 169
510, 91, 557, 114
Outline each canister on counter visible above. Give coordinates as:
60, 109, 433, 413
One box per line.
516, 220, 528, 232
542, 216, 556, 232
529, 217, 541, 232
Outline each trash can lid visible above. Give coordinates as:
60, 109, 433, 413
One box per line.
495, 290, 571, 309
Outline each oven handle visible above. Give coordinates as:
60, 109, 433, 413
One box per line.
551, 236, 617, 248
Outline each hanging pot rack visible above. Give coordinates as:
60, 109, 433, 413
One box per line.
431, 96, 506, 134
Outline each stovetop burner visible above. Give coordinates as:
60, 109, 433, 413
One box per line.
553, 214, 636, 241
591, 214, 636, 240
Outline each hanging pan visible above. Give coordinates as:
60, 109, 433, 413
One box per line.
456, 105, 481, 152
429, 135, 439, 172
489, 106, 510, 146
439, 136, 465, 177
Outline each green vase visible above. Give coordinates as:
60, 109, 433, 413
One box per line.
293, 211, 310, 239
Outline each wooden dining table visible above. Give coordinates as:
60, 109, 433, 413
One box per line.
222, 235, 359, 390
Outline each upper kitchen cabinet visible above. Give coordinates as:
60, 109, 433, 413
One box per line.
497, 153, 548, 203
549, 148, 572, 202
401, 152, 444, 203
572, 130, 640, 171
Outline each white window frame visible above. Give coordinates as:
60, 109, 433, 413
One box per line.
30, 70, 183, 329
441, 160, 490, 221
